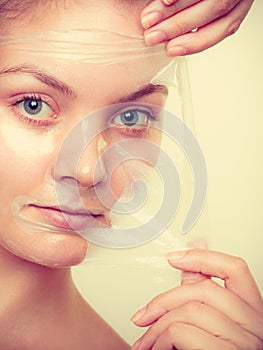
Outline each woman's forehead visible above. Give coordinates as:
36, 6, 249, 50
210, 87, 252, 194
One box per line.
0, 29, 172, 98
1, 0, 146, 36
0, 53, 170, 104
0, 0, 173, 101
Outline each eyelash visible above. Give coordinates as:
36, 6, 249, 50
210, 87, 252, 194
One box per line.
8, 95, 159, 136
8, 93, 57, 127
110, 106, 158, 136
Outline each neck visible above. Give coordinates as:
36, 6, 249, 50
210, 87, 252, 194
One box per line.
0, 246, 79, 348
0, 246, 130, 350
0, 245, 74, 304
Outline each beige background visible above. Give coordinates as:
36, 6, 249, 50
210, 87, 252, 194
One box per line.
72, 1, 263, 344
188, 0, 263, 291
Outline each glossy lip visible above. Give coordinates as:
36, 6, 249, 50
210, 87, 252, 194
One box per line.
28, 204, 105, 231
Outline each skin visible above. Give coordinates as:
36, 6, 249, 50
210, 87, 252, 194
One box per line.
0, 1, 165, 349
132, 249, 263, 349
0, 1, 262, 350
141, 0, 254, 55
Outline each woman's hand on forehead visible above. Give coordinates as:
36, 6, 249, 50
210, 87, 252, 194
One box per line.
140, 0, 254, 56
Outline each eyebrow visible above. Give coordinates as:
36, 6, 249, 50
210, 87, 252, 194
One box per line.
0, 64, 168, 102
0, 64, 77, 98
115, 83, 168, 104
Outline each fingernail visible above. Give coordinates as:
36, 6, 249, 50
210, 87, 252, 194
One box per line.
145, 30, 166, 46
131, 306, 146, 323
167, 249, 187, 261
167, 45, 187, 56
141, 11, 162, 29
163, 0, 174, 5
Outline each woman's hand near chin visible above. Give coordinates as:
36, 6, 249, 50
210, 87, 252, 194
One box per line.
141, 0, 254, 56
131, 249, 263, 350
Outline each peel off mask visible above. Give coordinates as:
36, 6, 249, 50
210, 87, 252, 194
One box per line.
12, 103, 206, 248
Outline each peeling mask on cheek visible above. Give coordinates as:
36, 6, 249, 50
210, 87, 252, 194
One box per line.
11, 103, 163, 248
11, 102, 206, 250
0, 122, 56, 164
5, 29, 207, 255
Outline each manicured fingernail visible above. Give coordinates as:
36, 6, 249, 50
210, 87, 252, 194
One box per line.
141, 11, 162, 29
145, 30, 166, 46
131, 306, 146, 323
163, 0, 174, 5
167, 250, 187, 261
167, 45, 187, 56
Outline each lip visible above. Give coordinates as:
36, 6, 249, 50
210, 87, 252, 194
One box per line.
29, 204, 106, 231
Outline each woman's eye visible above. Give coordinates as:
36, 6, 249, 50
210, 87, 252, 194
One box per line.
8, 95, 58, 127
18, 98, 53, 119
111, 109, 151, 128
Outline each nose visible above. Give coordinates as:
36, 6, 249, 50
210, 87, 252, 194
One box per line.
54, 134, 106, 189
76, 136, 106, 188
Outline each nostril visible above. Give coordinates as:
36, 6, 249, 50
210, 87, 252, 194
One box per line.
57, 175, 80, 186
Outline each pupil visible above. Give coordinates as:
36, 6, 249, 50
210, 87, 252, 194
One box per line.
120, 111, 138, 126
24, 99, 42, 115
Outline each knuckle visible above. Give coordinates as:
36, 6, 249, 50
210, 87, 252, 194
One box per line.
183, 300, 203, 316
171, 20, 188, 36
166, 322, 181, 337
232, 256, 250, 274
214, 0, 236, 17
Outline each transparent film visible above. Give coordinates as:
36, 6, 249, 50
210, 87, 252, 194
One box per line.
1, 13, 208, 342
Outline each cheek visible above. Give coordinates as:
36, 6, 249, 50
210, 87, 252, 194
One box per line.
109, 165, 126, 200
0, 124, 55, 194
106, 128, 163, 203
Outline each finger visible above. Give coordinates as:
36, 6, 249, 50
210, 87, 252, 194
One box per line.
151, 322, 238, 350
181, 270, 210, 285
143, 0, 242, 46
141, 0, 200, 29
132, 301, 262, 350
167, 249, 263, 313
166, 0, 254, 55
162, 0, 180, 6
131, 279, 263, 341
181, 240, 210, 285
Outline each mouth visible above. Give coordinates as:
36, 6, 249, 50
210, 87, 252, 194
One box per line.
28, 204, 107, 231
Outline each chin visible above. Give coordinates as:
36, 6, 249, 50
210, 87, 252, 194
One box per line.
2, 229, 89, 269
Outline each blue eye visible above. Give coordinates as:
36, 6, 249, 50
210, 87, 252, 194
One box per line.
18, 98, 53, 118
9, 94, 58, 127
112, 109, 152, 127
23, 99, 43, 115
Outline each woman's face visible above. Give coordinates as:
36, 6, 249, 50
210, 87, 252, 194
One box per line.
0, 1, 168, 267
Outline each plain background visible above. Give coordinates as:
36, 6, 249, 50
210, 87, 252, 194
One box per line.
73, 0, 263, 344
188, 0, 263, 291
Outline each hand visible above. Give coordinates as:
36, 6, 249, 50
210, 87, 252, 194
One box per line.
141, 0, 254, 56
131, 249, 263, 349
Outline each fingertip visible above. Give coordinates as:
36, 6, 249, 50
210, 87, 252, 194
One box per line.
162, 0, 177, 5
131, 306, 147, 325
141, 11, 163, 30
167, 45, 188, 56
167, 249, 187, 263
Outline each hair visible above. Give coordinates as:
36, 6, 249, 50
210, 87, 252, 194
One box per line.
0, 0, 153, 33
0, 0, 58, 32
